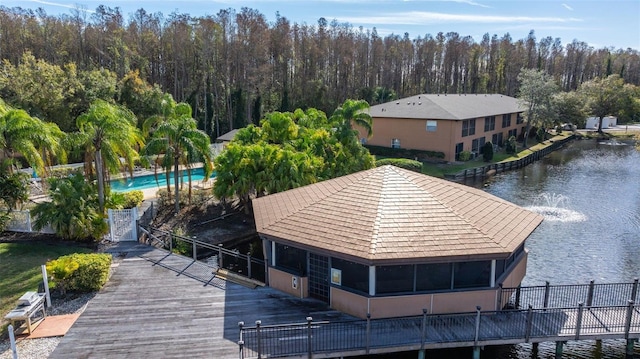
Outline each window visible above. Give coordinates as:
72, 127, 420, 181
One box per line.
462, 119, 476, 137
454, 142, 463, 161
478, 137, 486, 154
471, 139, 479, 154
332, 258, 369, 294
453, 261, 491, 289
426, 121, 437, 132
416, 263, 452, 291
274, 243, 306, 275
508, 129, 518, 139
376, 265, 414, 294
484, 116, 496, 132
495, 243, 526, 283
502, 114, 511, 128
360, 138, 367, 144
516, 114, 524, 124
391, 138, 401, 148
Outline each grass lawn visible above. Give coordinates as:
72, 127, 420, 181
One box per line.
421, 132, 573, 178
0, 241, 92, 331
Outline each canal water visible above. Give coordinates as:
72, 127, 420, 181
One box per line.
361, 138, 640, 358
477, 138, 640, 358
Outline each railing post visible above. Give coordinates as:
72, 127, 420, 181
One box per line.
587, 280, 595, 307
219, 244, 224, 268
575, 302, 584, 340
631, 278, 639, 302
247, 252, 252, 278
192, 238, 197, 260
625, 300, 635, 339
238, 321, 245, 359
8, 324, 17, 359
255, 320, 262, 359
515, 285, 522, 309
525, 305, 533, 342
543, 281, 550, 310
366, 313, 371, 354
474, 306, 482, 345
169, 232, 173, 252
420, 309, 428, 351
306, 316, 313, 359
497, 283, 503, 310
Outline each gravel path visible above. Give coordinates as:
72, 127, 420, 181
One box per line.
0, 293, 95, 359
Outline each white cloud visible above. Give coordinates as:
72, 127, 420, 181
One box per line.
562, 3, 573, 11
338, 11, 583, 25
25, 0, 95, 13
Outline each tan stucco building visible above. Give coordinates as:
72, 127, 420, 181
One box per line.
252, 165, 543, 319
360, 94, 527, 162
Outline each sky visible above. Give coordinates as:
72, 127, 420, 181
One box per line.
3, 0, 639, 50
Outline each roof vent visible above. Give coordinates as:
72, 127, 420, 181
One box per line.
419, 102, 422, 105
396, 102, 400, 105
407, 102, 410, 105
418, 96, 421, 99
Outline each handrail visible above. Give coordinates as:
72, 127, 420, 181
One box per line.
239, 301, 640, 358
141, 226, 265, 282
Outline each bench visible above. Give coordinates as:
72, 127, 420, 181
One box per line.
4, 292, 47, 335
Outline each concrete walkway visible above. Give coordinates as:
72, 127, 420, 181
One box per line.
50, 242, 352, 358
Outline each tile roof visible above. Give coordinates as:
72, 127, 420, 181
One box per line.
253, 165, 543, 263
368, 94, 525, 121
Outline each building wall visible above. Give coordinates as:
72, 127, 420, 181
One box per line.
361, 113, 525, 162
328, 252, 529, 319
268, 267, 309, 299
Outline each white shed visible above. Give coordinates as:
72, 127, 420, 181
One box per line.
585, 116, 617, 129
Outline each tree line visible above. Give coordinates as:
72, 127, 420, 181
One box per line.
1, 5, 639, 138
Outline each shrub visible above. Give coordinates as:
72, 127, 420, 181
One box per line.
458, 151, 472, 162
536, 128, 547, 142
505, 136, 518, 155
375, 158, 423, 172
46, 256, 80, 295
122, 190, 144, 208
47, 253, 112, 294
31, 174, 109, 242
482, 142, 494, 162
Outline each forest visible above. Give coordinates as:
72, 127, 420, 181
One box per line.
0, 5, 639, 138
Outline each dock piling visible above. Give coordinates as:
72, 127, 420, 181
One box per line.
555, 341, 565, 359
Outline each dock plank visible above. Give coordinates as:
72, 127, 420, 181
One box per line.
51, 244, 353, 359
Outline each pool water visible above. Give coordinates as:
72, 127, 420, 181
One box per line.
110, 168, 215, 192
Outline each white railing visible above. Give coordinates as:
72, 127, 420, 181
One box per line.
5, 208, 138, 242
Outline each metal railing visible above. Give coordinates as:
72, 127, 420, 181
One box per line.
500, 279, 640, 309
141, 226, 265, 283
239, 301, 640, 358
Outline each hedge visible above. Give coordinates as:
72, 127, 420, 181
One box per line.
48, 253, 112, 293
375, 158, 423, 172
365, 145, 445, 162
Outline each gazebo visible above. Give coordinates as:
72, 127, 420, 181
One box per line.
252, 165, 543, 319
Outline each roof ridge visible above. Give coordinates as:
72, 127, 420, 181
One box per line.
392, 167, 508, 248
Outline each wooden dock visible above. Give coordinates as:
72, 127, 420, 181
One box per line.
50, 242, 640, 358
50, 243, 353, 358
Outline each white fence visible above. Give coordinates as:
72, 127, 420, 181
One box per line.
4, 208, 138, 242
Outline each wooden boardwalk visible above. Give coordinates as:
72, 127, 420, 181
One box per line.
239, 303, 640, 358
50, 243, 353, 359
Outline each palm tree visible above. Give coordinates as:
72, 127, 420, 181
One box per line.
143, 102, 213, 213
0, 103, 66, 176
330, 99, 373, 138
74, 100, 144, 212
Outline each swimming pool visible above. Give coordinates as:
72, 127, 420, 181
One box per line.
110, 168, 216, 192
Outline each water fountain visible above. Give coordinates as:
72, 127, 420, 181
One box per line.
526, 193, 587, 222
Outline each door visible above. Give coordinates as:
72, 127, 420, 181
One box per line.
308, 253, 330, 302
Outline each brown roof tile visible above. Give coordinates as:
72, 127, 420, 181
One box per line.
252, 165, 543, 262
